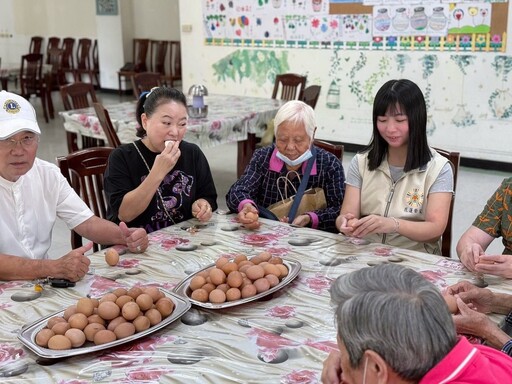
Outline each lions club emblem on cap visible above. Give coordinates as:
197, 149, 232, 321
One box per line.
3, 99, 21, 115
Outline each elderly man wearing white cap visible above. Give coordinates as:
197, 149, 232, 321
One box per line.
0, 91, 149, 282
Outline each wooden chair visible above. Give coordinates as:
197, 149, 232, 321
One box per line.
19, 53, 50, 123
162, 41, 181, 87
272, 73, 307, 101
302, 85, 321, 109
61, 37, 76, 84
118, 38, 150, 96
151, 40, 168, 77
433, 147, 460, 258
47, 48, 65, 90
74, 38, 94, 83
60, 82, 102, 152
92, 39, 100, 88
57, 147, 114, 252
131, 72, 163, 99
93, 102, 121, 148
314, 139, 343, 161
29, 36, 44, 54
46, 37, 61, 64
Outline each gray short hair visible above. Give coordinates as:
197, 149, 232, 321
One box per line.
273, 100, 316, 140
330, 264, 457, 381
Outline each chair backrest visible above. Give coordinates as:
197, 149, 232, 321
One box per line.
92, 39, 99, 70
131, 72, 162, 99
133, 38, 150, 72
46, 37, 61, 63
20, 53, 43, 95
272, 73, 307, 101
433, 147, 461, 258
302, 85, 321, 109
47, 48, 65, 88
29, 36, 44, 54
93, 102, 121, 148
169, 40, 182, 82
76, 38, 92, 70
151, 40, 168, 75
61, 37, 75, 70
57, 147, 114, 251
60, 82, 98, 110
313, 139, 344, 161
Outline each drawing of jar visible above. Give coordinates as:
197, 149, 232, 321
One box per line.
312, 0, 322, 12
272, 0, 282, 8
326, 80, 340, 109
410, 7, 428, 31
429, 7, 447, 31
392, 7, 409, 32
374, 8, 391, 33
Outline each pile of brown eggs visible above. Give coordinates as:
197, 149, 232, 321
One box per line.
189, 251, 289, 304
35, 286, 175, 350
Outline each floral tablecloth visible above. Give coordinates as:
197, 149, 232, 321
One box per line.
59, 95, 284, 148
1, 214, 510, 383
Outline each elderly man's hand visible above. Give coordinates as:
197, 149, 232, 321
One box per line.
55, 242, 93, 282
119, 222, 149, 253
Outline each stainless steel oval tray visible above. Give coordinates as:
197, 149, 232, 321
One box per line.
173, 259, 301, 309
17, 289, 190, 359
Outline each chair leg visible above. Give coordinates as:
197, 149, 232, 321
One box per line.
39, 89, 49, 123
67, 132, 79, 153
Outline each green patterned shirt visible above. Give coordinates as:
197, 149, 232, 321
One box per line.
472, 177, 512, 255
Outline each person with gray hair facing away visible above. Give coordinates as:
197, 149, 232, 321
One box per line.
226, 100, 345, 232
321, 264, 512, 384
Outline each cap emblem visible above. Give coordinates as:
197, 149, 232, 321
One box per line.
3, 99, 21, 115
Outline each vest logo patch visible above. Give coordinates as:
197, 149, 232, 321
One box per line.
406, 188, 424, 208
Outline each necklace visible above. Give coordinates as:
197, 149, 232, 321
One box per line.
133, 142, 175, 225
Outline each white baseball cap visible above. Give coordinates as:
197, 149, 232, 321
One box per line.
0, 90, 41, 140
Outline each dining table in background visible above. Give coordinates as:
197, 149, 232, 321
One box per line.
59, 94, 285, 175
1, 214, 511, 382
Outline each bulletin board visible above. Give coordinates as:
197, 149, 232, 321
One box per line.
202, 0, 508, 52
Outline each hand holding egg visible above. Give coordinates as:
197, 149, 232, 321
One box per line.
238, 204, 260, 230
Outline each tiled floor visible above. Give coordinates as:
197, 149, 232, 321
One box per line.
25, 89, 509, 260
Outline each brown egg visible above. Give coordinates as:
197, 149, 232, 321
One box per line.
269, 257, 283, 265
246, 265, 265, 281
227, 271, 243, 288
233, 254, 248, 264
237, 260, 254, 268
35, 328, 55, 347
94, 329, 117, 345
127, 287, 143, 300
276, 264, 289, 277
83, 323, 106, 341
238, 264, 252, 274
221, 261, 238, 275
209, 268, 227, 285
47, 316, 66, 329
258, 251, 272, 262
241, 284, 257, 299
226, 288, 242, 301
245, 212, 258, 221
249, 256, 263, 265
215, 283, 229, 293
87, 314, 106, 326
263, 263, 280, 278
201, 283, 216, 294
145, 308, 163, 326
265, 274, 280, 288
51, 321, 71, 335
112, 287, 128, 297
189, 275, 207, 291
115, 295, 134, 309
133, 315, 151, 332
107, 316, 128, 331
209, 289, 227, 304
97, 301, 121, 320
197, 269, 211, 279
254, 278, 271, 293
136, 293, 154, 311
63, 305, 77, 321
105, 248, 120, 266
155, 297, 175, 318
99, 293, 118, 303
48, 334, 72, 350
144, 286, 163, 302
113, 322, 136, 339
444, 294, 459, 314
65, 328, 86, 348
191, 288, 209, 302
122, 302, 141, 321
68, 313, 88, 330
240, 277, 253, 289
215, 256, 230, 269
90, 298, 100, 308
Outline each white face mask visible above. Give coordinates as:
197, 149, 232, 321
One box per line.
276, 149, 313, 167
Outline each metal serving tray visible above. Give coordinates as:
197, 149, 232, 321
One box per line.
173, 259, 301, 309
17, 289, 190, 359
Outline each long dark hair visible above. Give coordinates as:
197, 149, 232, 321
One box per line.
135, 87, 187, 138
364, 79, 431, 172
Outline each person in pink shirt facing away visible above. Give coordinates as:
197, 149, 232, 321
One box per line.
321, 264, 512, 384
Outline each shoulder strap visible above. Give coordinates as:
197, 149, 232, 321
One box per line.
288, 147, 316, 221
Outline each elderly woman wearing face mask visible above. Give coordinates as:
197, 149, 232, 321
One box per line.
226, 100, 345, 232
